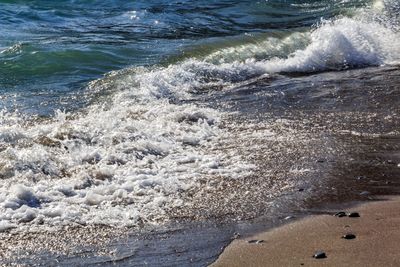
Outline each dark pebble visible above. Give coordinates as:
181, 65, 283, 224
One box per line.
248, 239, 264, 244
334, 212, 346, 217
348, 212, 360, 218
313, 251, 327, 259
298, 188, 304, 192
342, 233, 356, 240
233, 232, 241, 239
316, 159, 325, 163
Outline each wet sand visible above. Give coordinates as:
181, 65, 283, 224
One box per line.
212, 196, 400, 267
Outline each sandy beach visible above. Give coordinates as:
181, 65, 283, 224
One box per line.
212, 196, 400, 267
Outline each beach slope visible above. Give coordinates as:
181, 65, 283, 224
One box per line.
212, 197, 400, 267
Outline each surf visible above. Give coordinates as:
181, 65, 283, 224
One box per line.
1, 0, 400, 232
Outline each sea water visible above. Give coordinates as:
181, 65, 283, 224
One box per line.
0, 0, 399, 233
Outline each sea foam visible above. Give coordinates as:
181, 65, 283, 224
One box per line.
204, 2, 400, 73
1, 1, 399, 232
261, 17, 400, 73
0, 58, 256, 231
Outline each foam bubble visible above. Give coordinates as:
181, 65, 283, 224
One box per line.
373, 0, 385, 11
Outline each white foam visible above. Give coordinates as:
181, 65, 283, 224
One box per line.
0, 43, 23, 55
0, 220, 15, 232
261, 17, 400, 73
202, 2, 400, 73
373, 0, 385, 11
0, 59, 255, 231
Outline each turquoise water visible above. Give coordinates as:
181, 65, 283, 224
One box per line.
0, 0, 374, 114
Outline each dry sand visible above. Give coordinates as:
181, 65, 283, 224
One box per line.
212, 197, 400, 267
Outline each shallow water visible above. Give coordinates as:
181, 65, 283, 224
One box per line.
3, 65, 400, 266
1, 0, 400, 265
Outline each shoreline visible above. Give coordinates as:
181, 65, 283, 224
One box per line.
1, 66, 399, 265
212, 196, 400, 266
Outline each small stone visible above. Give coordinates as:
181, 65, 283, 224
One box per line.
348, 212, 360, 218
342, 233, 356, 239
356, 176, 366, 180
334, 212, 346, 217
316, 159, 325, 163
313, 251, 327, 259
298, 188, 304, 192
248, 239, 264, 244
233, 232, 241, 239
360, 191, 370, 196
284, 216, 294, 220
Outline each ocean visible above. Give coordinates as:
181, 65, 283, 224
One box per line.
1, 0, 400, 265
